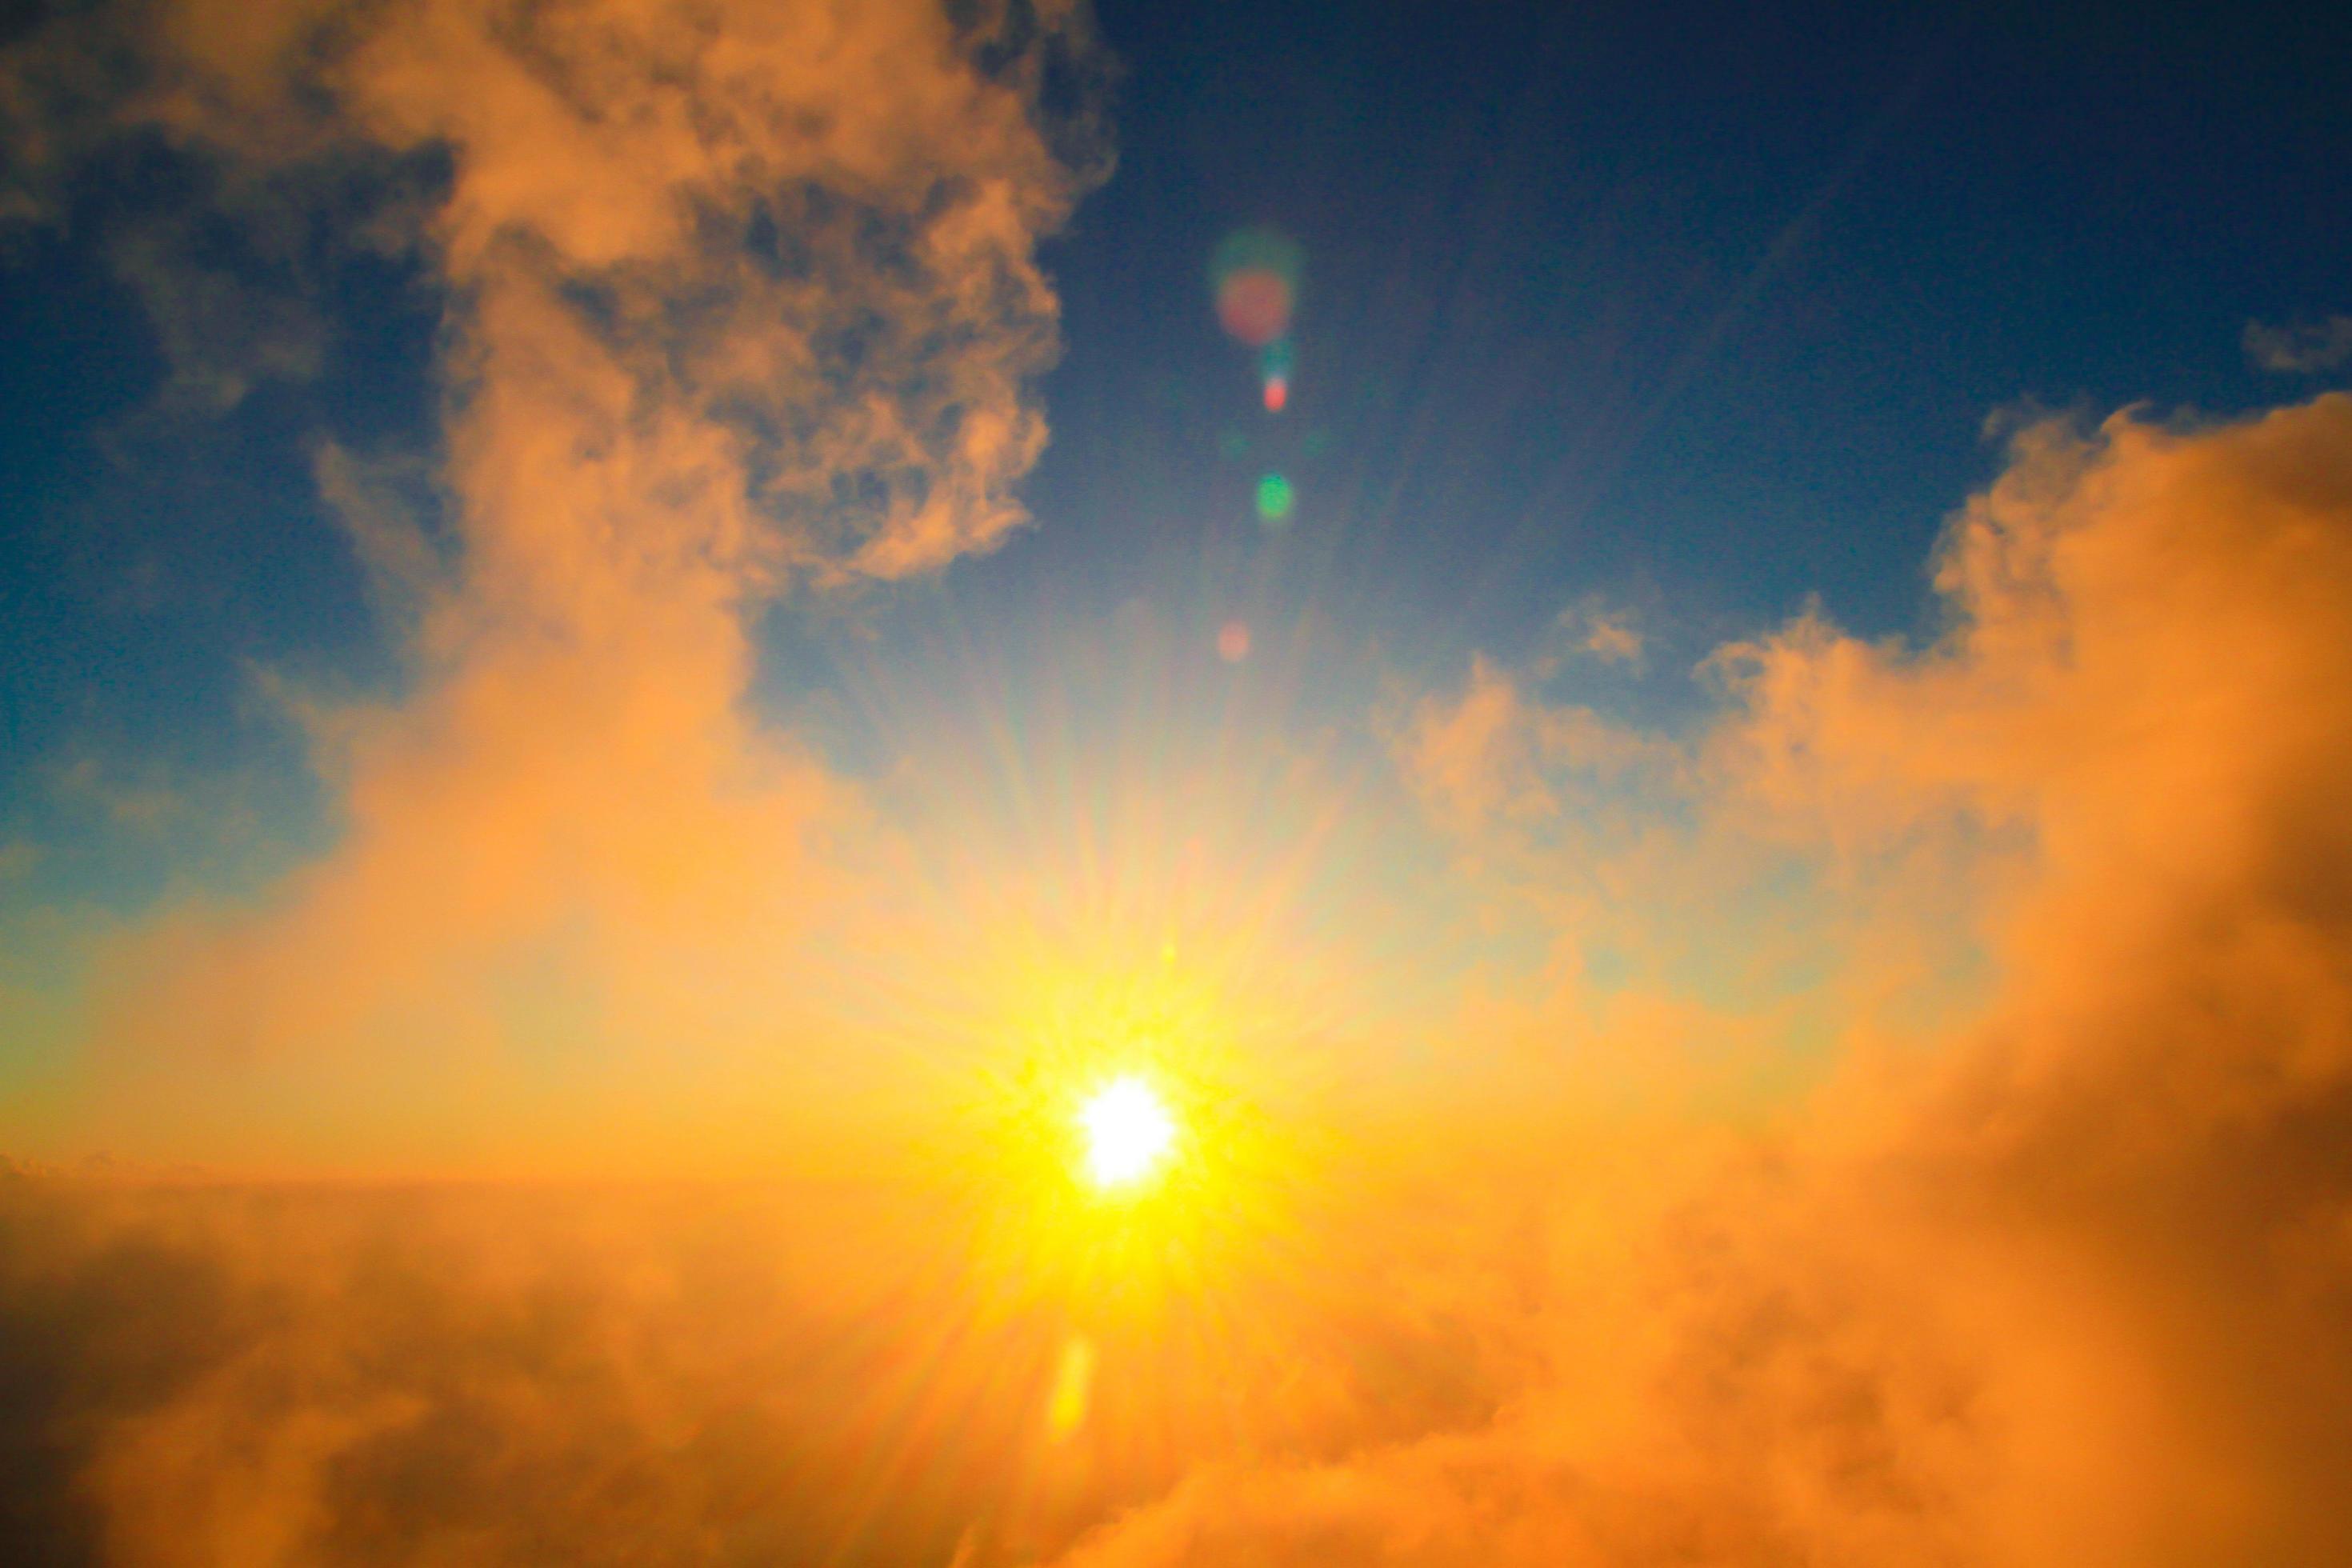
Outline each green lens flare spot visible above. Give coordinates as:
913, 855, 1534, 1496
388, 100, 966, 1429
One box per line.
1255, 472, 1294, 522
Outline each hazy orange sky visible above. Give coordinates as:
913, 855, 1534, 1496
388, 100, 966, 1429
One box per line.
3, 0, 2350, 1562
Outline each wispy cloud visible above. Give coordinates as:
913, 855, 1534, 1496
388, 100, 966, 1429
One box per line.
5, 0, 1106, 1113
1560, 601, 1645, 666
1058, 393, 2352, 1566
6, 4, 2352, 1562
2243, 314, 2352, 374
6, 378, 2351, 1565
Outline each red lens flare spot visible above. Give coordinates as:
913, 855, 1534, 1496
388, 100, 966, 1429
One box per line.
1217, 269, 1293, 347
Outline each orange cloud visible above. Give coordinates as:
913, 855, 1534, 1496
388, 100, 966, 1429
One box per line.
1398, 655, 1675, 835
3, 385, 2350, 1561
0, 0, 1108, 1166
10, 5, 2352, 1561
1048, 395, 2352, 1566
1564, 602, 1646, 666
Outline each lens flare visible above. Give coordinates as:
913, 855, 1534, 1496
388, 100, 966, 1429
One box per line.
1211, 227, 1303, 348
1078, 1075, 1177, 1190
1255, 472, 1294, 522
1260, 338, 1295, 410
1218, 270, 1293, 347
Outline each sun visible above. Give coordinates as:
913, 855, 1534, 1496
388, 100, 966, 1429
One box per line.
1077, 1075, 1178, 1190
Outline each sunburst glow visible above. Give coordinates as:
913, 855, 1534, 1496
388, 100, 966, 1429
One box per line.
6, 2, 2347, 1562
1077, 1075, 1178, 1190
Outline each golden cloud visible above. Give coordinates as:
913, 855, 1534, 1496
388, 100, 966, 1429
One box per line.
2, 0, 1109, 1148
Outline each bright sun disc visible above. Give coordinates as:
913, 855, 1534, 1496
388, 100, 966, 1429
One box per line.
1078, 1076, 1177, 1190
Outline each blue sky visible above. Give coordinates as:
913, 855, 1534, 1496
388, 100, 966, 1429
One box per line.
6, 0, 2346, 823
10, 6, 2352, 1560
0, 0, 2346, 1145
